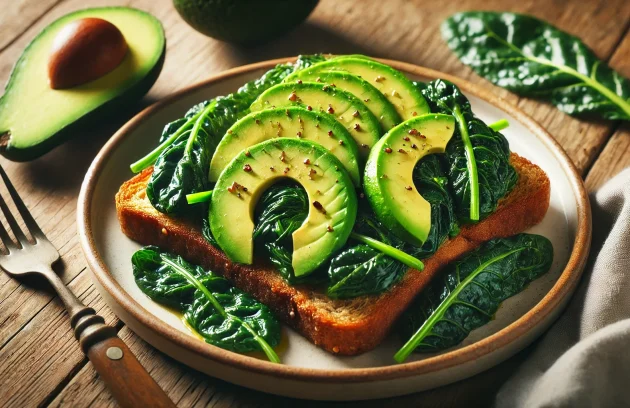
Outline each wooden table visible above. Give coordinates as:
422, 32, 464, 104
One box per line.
0, 0, 628, 406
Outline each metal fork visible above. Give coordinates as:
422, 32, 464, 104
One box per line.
0, 165, 174, 408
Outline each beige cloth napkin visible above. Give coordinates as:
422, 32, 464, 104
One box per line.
496, 168, 630, 407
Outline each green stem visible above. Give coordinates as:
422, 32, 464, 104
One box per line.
452, 104, 480, 221
162, 256, 281, 364
186, 190, 213, 205
351, 232, 424, 271
393, 248, 524, 363
488, 119, 509, 132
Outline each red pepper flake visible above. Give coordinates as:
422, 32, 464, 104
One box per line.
269, 166, 275, 171
328, 130, 334, 137
307, 105, 313, 111
364, 98, 370, 103
243, 164, 252, 172
283, 167, 290, 174
336, 179, 339, 183
327, 104, 335, 114
242, 187, 248, 192
322, 85, 330, 91
412, 111, 418, 116
280, 151, 286, 162
296, 131, 302, 137
403, 136, 410, 141
309, 168, 317, 179
313, 201, 326, 214
408, 129, 418, 135
330, 83, 337, 87
405, 186, 413, 191
228, 129, 233, 134
339, 139, 344, 145
411, 143, 418, 149
288, 92, 297, 101
354, 123, 361, 131
381, 174, 388, 179
419, 134, 427, 139
375, 75, 384, 82
384, 147, 393, 153
304, 158, 310, 165
245, 150, 251, 157
398, 148, 406, 154
327, 225, 334, 232
352, 110, 360, 118
255, 119, 261, 125
227, 181, 242, 193
297, 79, 303, 84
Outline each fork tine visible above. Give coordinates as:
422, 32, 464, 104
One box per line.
0, 189, 29, 246
0, 165, 44, 240
0, 213, 17, 253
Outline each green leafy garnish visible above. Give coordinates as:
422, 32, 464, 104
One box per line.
394, 233, 553, 363
442, 12, 630, 121
132, 246, 281, 362
418, 79, 517, 222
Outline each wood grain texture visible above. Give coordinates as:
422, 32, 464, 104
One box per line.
0, 0, 628, 406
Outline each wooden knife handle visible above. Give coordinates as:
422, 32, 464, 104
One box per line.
71, 307, 176, 408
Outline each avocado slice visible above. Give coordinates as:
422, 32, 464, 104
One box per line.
364, 114, 455, 245
249, 82, 380, 160
0, 7, 165, 161
210, 138, 357, 276
297, 57, 430, 121
209, 107, 361, 185
283, 71, 401, 131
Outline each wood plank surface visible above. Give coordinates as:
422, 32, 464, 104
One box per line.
0, 0, 628, 407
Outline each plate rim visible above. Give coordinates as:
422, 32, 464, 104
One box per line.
77, 57, 592, 383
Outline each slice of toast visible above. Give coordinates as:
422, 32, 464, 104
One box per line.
116, 153, 550, 355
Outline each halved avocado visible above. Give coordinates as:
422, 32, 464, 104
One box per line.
210, 138, 357, 276
364, 114, 455, 245
249, 82, 381, 160
209, 107, 361, 185
0, 7, 165, 161
298, 57, 430, 121
283, 71, 401, 131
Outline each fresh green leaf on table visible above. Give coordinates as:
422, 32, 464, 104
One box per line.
132, 246, 281, 362
394, 233, 553, 363
417, 79, 517, 222
442, 11, 630, 121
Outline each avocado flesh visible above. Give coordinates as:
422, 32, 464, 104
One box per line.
364, 114, 455, 245
302, 57, 430, 121
209, 107, 361, 186
210, 138, 357, 277
0, 7, 165, 160
249, 82, 380, 160
283, 71, 401, 131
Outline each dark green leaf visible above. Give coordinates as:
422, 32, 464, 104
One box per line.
327, 244, 406, 299
144, 55, 326, 214
442, 12, 630, 121
411, 154, 459, 258
418, 79, 517, 222
132, 246, 281, 361
395, 234, 553, 361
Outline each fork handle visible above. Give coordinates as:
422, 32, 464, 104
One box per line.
44, 271, 175, 408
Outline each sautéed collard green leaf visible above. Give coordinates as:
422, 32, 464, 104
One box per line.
140, 54, 326, 214
132, 246, 281, 362
394, 233, 553, 363
442, 12, 630, 121
417, 79, 517, 222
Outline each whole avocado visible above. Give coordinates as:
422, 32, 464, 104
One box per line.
173, 0, 319, 46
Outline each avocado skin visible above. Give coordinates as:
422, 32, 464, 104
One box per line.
0, 8, 166, 162
173, 0, 319, 46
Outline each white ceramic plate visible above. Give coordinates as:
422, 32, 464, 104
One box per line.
78, 58, 591, 401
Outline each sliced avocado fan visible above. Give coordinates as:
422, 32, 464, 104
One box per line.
0, 7, 165, 161
297, 57, 430, 121
283, 71, 401, 131
210, 138, 358, 277
249, 82, 380, 160
364, 114, 455, 246
209, 107, 361, 185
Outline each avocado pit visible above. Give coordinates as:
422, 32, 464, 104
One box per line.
48, 17, 128, 89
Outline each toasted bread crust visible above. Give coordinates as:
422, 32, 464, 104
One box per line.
116, 153, 549, 355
